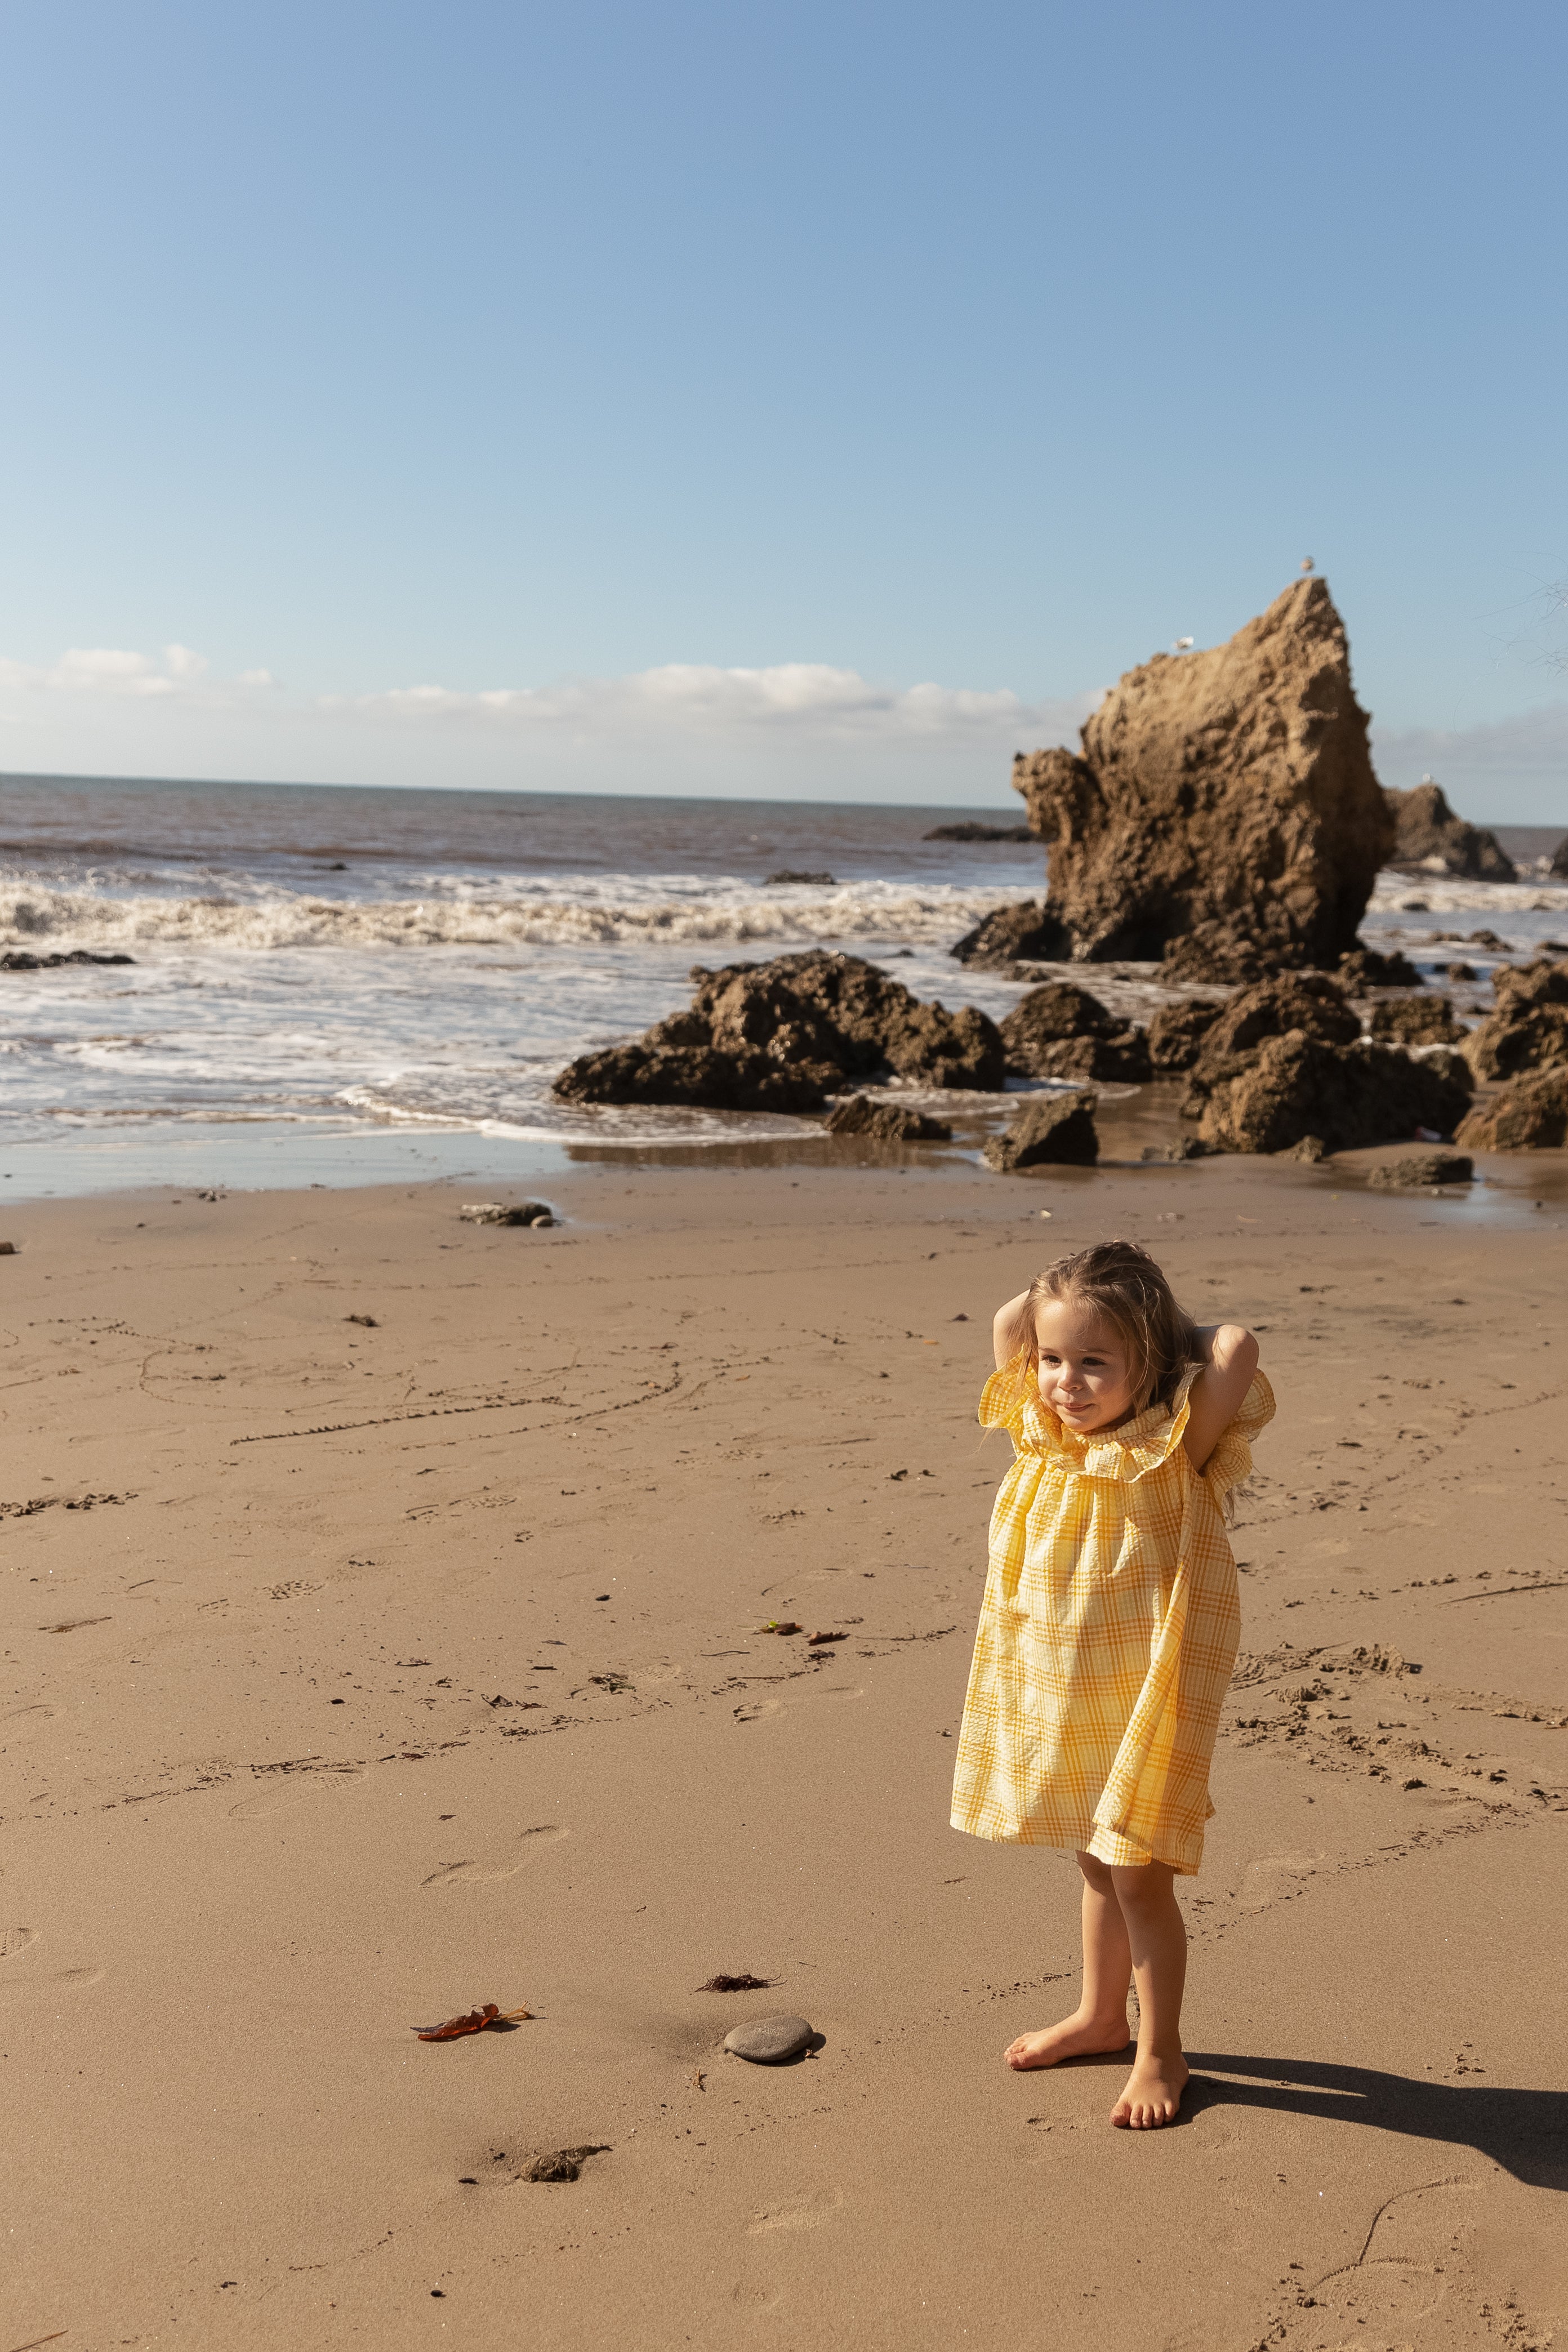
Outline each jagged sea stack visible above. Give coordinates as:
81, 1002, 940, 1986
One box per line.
1011, 578, 1394, 968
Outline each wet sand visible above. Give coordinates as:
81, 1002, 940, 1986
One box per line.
2, 1155, 1566, 2350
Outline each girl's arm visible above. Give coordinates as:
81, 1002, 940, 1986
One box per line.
993, 1289, 1034, 1369
1182, 1324, 1260, 1471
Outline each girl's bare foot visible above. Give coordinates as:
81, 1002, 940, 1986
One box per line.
1110, 2048, 1188, 2127
1004, 2010, 1131, 2072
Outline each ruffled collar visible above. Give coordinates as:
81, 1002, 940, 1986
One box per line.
981, 1352, 1200, 1484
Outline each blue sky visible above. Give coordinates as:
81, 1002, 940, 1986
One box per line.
2, 0, 1565, 812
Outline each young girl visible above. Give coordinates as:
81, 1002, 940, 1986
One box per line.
950, 1239, 1272, 2131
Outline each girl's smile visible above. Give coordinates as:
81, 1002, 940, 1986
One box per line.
1033, 1298, 1138, 1434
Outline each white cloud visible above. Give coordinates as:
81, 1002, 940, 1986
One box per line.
337, 660, 1094, 743
0, 643, 266, 701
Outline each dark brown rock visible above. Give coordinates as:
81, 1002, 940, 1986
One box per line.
1146, 1000, 1223, 1073
1157, 925, 1297, 986
553, 1043, 833, 1114
1195, 1034, 1473, 1156
924, 821, 1034, 842
1460, 960, 1568, 1081
1455, 1067, 1568, 1151
1010, 578, 1393, 966
949, 901, 1069, 968
1367, 994, 1465, 1047
1551, 837, 1568, 880
823, 1095, 952, 1141
1000, 984, 1150, 1082
1383, 781, 1517, 882
1445, 960, 1478, 982
1366, 1151, 1474, 1190
553, 951, 1005, 1111
1183, 974, 1361, 1109
982, 1093, 1099, 1171
1338, 945, 1423, 991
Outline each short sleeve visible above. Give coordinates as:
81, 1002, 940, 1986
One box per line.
978, 1348, 1035, 1446
1202, 1369, 1276, 1500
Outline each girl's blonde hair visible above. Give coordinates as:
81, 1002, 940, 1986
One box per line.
1002, 1239, 1200, 1413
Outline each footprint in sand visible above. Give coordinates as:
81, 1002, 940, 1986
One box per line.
0, 1926, 39, 1959
229, 1766, 367, 1821
422, 1825, 569, 1888
746, 2186, 846, 2235
0, 1962, 104, 2008
1231, 1850, 1323, 1917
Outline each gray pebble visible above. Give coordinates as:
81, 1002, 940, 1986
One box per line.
723, 2014, 815, 2064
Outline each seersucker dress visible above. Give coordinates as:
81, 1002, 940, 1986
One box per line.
950, 1351, 1275, 1876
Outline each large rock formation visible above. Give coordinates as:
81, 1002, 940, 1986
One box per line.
1009, 577, 1393, 967
1383, 781, 1516, 882
554, 951, 1006, 1112
999, 983, 1151, 1082
1460, 960, 1568, 1081
1194, 1035, 1473, 1156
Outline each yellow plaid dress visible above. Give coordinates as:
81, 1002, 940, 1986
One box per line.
950, 1352, 1275, 1875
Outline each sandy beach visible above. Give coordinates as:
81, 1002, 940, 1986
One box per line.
3, 1154, 1566, 2350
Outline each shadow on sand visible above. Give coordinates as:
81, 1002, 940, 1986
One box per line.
1184, 2053, 1568, 2189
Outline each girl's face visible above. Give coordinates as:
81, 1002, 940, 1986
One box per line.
1033, 1297, 1139, 1434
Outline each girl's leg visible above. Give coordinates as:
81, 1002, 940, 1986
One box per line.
1003, 1852, 1134, 2071
1105, 1861, 1189, 2127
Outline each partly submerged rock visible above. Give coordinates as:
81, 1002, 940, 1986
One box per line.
1367, 994, 1465, 1047
765, 870, 835, 886
1195, 1034, 1473, 1156
1277, 1133, 1329, 1163
924, 821, 1034, 843
949, 901, 1068, 968
1146, 1000, 1224, 1073
554, 1043, 833, 1115
1366, 1150, 1474, 1190
723, 2014, 816, 2064
1338, 944, 1423, 991
1455, 1067, 1568, 1152
982, 1093, 1099, 1171
823, 1095, 952, 1142
1010, 578, 1392, 967
1460, 960, 1568, 1082
554, 951, 1006, 1110
1000, 984, 1151, 1083
1383, 781, 1516, 883
1, 947, 136, 970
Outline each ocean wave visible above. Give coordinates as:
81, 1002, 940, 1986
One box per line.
1370, 875, 1568, 916
0, 879, 1019, 953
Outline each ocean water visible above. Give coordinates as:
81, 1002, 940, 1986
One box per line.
1, 774, 1564, 1198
